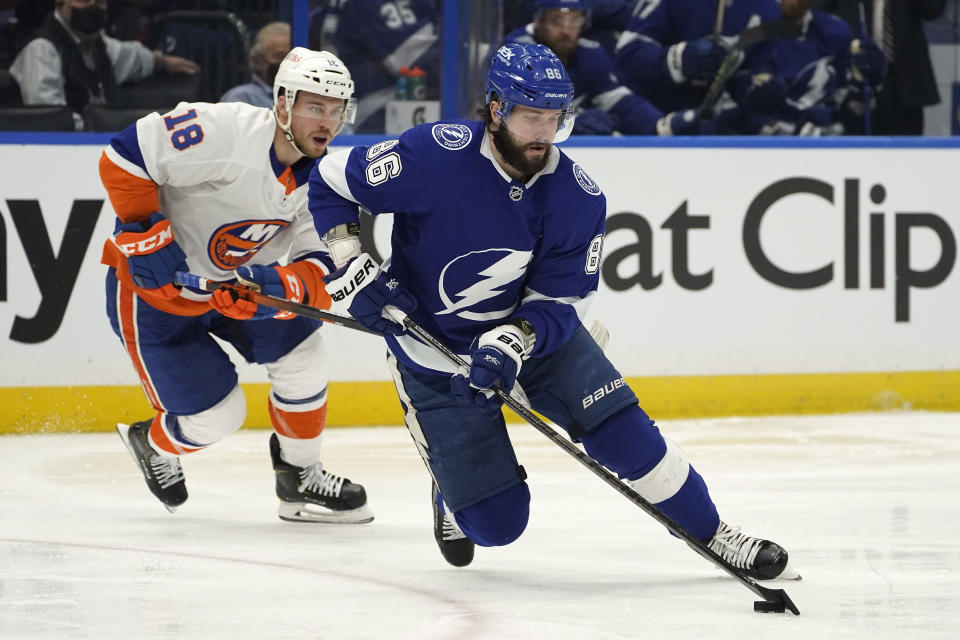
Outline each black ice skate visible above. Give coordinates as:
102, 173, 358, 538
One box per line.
269, 433, 373, 524
432, 481, 474, 567
116, 420, 187, 513
707, 521, 800, 580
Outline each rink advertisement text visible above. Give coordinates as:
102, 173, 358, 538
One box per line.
600, 177, 956, 322
1, 143, 958, 386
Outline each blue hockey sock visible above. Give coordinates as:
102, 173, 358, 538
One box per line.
580, 405, 719, 540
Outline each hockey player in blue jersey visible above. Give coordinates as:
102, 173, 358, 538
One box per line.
308, 43, 797, 579
728, 0, 888, 135
505, 0, 713, 135
615, 0, 782, 115
323, 0, 440, 132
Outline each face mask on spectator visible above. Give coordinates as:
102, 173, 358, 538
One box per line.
260, 62, 281, 87
70, 6, 107, 36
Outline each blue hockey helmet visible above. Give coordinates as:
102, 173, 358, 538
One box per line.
486, 43, 576, 142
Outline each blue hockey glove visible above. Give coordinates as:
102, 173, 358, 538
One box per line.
208, 264, 305, 320
322, 253, 417, 335
450, 325, 528, 408
667, 38, 726, 83
656, 109, 716, 136
573, 108, 617, 135
744, 74, 796, 121
851, 37, 887, 87
113, 211, 187, 299
800, 105, 835, 127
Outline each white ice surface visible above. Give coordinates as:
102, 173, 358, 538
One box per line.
1, 411, 959, 639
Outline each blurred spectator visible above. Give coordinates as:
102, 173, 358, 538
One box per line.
9, 0, 198, 129
584, 0, 633, 53
819, 0, 946, 135
505, 0, 712, 135
614, 0, 781, 115
727, 0, 887, 135
0, 0, 53, 66
323, 0, 440, 132
221, 21, 290, 108
504, 0, 633, 55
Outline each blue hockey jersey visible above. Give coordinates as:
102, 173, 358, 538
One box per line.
615, 0, 781, 113
504, 24, 663, 134
308, 120, 606, 375
728, 10, 854, 134
326, 0, 441, 133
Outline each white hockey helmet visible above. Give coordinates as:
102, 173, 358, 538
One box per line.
273, 47, 356, 141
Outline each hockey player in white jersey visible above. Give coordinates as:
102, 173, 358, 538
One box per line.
100, 47, 372, 524
309, 43, 799, 579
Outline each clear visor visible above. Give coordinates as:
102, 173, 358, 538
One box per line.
500, 105, 575, 144
289, 97, 357, 134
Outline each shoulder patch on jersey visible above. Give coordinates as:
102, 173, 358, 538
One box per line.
573, 163, 602, 196
366, 139, 400, 161
431, 123, 472, 150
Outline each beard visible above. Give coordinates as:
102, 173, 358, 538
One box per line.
292, 127, 332, 159
491, 125, 550, 178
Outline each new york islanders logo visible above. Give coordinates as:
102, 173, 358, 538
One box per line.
437, 248, 532, 321
207, 220, 289, 270
432, 123, 472, 150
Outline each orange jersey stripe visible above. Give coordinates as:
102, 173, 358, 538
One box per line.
268, 397, 326, 439
277, 166, 297, 195
117, 286, 163, 410
149, 414, 203, 456
99, 151, 159, 222
103, 243, 210, 317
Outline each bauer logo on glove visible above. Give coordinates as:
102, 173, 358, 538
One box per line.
327, 256, 379, 302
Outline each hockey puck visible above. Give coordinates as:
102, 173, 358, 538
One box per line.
754, 600, 786, 613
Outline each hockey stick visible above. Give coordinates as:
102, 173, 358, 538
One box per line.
173, 270, 378, 335
172, 273, 799, 614
856, 1, 873, 135
380, 306, 799, 616
697, 19, 803, 118
713, 0, 726, 40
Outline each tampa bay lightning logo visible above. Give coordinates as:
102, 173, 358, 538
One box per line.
432, 123, 472, 150
207, 219, 288, 270
573, 163, 601, 196
437, 248, 533, 321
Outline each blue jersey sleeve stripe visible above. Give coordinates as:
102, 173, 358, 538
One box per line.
109, 122, 149, 175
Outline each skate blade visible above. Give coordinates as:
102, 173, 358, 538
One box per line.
278, 501, 374, 524
116, 423, 137, 460
775, 557, 802, 581
117, 423, 182, 515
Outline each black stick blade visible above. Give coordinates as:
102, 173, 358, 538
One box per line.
754, 588, 800, 615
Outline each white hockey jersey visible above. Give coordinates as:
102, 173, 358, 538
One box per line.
100, 101, 332, 316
